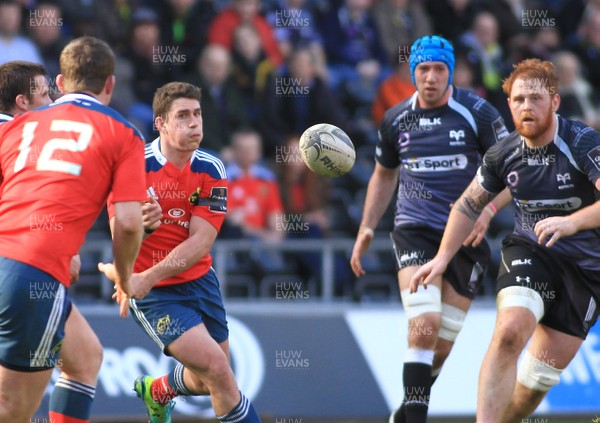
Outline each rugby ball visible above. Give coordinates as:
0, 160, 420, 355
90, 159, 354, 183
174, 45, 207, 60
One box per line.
299, 123, 356, 177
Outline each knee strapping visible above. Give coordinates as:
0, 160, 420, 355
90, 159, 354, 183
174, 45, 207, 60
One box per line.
401, 285, 441, 319
497, 286, 545, 322
438, 303, 466, 342
517, 351, 562, 391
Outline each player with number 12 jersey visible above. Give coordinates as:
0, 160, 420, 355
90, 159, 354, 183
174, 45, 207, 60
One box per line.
0, 92, 146, 286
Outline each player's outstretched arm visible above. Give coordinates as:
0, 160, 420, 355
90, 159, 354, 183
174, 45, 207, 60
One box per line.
350, 163, 399, 277
410, 176, 498, 292
111, 201, 143, 294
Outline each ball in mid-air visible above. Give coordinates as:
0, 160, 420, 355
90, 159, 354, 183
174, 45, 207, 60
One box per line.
299, 123, 356, 177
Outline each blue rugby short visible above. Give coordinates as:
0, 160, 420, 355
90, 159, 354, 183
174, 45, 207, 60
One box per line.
0, 257, 71, 372
129, 267, 229, 354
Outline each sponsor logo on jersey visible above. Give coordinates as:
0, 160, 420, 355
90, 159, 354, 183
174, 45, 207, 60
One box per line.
587, 146, 600, 171
402, 154, 468, 172
511, 259, 532, 266
449, 129, 465, 146
167, 208, 185, 218
506, 171, 519, 187
397, 132, 410, 148
514, 197, 582, 211
492, 117, 510, 141
419, 117, 441, 126
526, 156, 553, 166
557, 173, 575, 190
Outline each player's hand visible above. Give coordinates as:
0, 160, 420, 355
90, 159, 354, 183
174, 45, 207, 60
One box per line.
112, 287, 130, 318
534, 216, 577, 247
463, 208, 493, 247
142, 196, 162, 232
69, 255, 81, 284
350, 226, 374, 277
409, 256, 449, 293
128, 273, 154, 300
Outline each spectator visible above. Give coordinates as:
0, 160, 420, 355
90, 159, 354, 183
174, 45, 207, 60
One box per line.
570, 7, 600, 92
317, 0, 388, 90
260, 46, 349, 156
276, 134, 335, 285
425, 0, 477, 44
126, 7, 176, 140
208, 0, 284, 66
230, 22, 278, 121
371, 0, 432, 66
554, 50, 600, 130
155, 0, 217, 74
183, 44, 249, 154
371, 59, 414, 126
223, 128, 285, 243
265, 0, 327, 79
458, 10, 511, 125
28, 1, 70, 79
452, 51, 484, 96
0, 0, 42, 64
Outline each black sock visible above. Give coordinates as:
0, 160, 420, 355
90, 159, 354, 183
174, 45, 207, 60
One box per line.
393, 373, 439, 423
402, 362, 432, 423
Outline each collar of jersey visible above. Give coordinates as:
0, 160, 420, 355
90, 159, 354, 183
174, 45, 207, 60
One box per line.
0, 113, 13, 121
53, 92, 102, 105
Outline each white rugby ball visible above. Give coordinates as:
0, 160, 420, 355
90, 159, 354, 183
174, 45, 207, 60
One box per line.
299, 123, 356, 177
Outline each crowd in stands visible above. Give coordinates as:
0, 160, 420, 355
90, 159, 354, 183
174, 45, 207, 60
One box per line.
1, 0, 598, 299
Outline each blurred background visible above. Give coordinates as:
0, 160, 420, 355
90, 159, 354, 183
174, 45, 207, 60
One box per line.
5, 0, 599, 420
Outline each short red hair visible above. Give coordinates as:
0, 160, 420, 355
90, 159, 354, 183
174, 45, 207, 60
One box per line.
502, 58, 559, 97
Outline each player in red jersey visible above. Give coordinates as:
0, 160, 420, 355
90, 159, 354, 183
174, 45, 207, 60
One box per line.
0, 37, 146, 422
0, 60, 84, 283
101, 82, 261, 423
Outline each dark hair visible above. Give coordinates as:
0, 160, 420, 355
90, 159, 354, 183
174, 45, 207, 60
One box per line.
0, 61, 47, 111
153, 82, 202, 120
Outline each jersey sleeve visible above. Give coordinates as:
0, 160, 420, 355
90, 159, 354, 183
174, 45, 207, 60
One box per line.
375, 112, 401, 168
191, 171, 228, 231
573, 128, 600, 185
110, 130, 146, 203
477, 143, 506, 194
474, 99, 510, 153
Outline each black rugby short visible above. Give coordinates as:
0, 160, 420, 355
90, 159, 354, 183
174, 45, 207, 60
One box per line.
497, 234, 600, 339
390, 224, 490, 299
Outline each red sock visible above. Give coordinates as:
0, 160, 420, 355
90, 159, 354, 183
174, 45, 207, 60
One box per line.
151, 375, 178, 405
49, 412, 88, 423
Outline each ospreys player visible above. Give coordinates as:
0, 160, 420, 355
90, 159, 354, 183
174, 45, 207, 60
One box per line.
350, 35, 511, 423
411, 58, 600, 422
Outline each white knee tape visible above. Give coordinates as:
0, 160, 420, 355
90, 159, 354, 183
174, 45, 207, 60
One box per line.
401, 285, 441, 319
438, 303, 466, 342
517, 351, 562, 391
497, 286, 545, 322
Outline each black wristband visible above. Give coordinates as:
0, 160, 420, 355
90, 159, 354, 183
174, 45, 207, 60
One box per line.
144, 227, 156, 235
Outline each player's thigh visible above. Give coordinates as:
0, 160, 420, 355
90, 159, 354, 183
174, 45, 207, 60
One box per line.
168, 323, 230, 376
527, 324, 582, 370
59, 304, 103, 384
0, 365, 52, 418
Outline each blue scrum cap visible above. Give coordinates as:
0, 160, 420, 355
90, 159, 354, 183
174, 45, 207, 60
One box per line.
409, 35, 455, 86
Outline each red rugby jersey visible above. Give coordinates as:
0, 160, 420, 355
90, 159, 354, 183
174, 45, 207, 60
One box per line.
109, 138, 228, 287
0, 93, 146, 286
